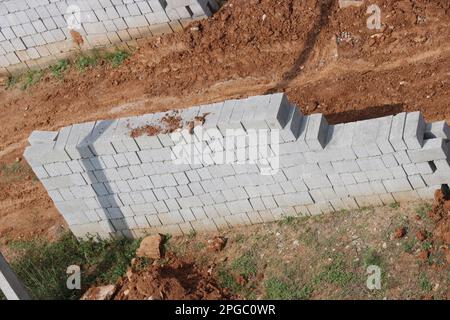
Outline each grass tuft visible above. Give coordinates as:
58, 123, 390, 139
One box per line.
21, 70, 43, 90
363, 248, 383, 268
315, 255, 355, 287
389, 202, 400, 209
5, 75, 20, 89
51, 59, 70, 79
264, 277, 312, 300
8, 233, 140, 300
231, 251, 258, 279
105, 50, 130, 67
419, 273, 432, 292
75, 54, 99, 72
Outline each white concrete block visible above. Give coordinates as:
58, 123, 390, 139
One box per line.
382, 178, 412, 193
408, 138, 448, 163
404, 111, 425, 149
389, 112, 408, 151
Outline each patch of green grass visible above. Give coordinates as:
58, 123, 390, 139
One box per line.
0, 162, 30, 183
231, 251, 258, 278
21, 70, 43, 90
264, 277, 312, 300
389, 202, 400, 209
0, 291, 5, 300
8, 233, 140, 300
315, 256, 355, 287
5, 75, 20, 89
75, 54, 99, 71
419, 273, 432, 292
415, 203, 432, 219
1, 162, 22, 175
234, 234, 245, 244
363, 248, 383, 268
105, 50, 130, 67
402, 238, 417, 253
422, 241, 433, 251
187, 230, 197, 240
50, 59, 70, 79
278, 215, 296, 226
193, 242, 206, 250
217, 268, 241, 293
162, 234, 172, 252
299, 227, 320, 248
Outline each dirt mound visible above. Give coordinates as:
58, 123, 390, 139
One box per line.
113, 254, 233, 300
429, 189, 450, 250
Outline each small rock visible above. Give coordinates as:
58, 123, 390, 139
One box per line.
207, 236, 227, 252
394, 227, 407, 239
0, 76, 7, 87
416, 230, 427, 242
136, 234, 164, 259
126, 268, 134, 281
236, 275, 247, 286
418, 249, 430, 261
80, 285, 116, 300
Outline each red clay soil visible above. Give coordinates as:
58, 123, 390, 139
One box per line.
113, 255, 234, 300
0, 0, 449, 241
419, 189, 450, 266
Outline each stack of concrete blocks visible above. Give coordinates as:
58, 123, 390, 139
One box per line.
23, 93, 450, 239
0, 0, 219, 75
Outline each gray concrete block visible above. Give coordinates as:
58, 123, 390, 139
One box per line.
381, 154, 398, 168
226, 199, 253, 213
346, 182, 373, 197
425, 121, 449, 140
389, 112, 408, 151
355, 195, 383, 207
422, 171, 450, 186
332, 160, 360, 173
391, 190, 420, 202
274, 192, 313, 207
408, 138, 449, 163
404, 112, 425, 149
279, 105, 304, 142
376, 116, 395, 153
352, 118, 381, 158
305, 114, 328, 151
416, 161, 435, 175
28, 130, 58, 145
303, 174, 331, 190
382, 178, 412, 193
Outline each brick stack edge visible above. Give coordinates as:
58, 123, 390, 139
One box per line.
0, 0, 219, 75
24, 93, 450, 239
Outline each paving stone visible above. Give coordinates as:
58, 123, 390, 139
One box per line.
389, 112, 408, 151
404, 112, 426, 149
408, 138, 448, 163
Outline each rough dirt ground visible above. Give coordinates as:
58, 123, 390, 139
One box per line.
113, 253, 233, 300
83, 196, 448, 300
0, 0, 449, 241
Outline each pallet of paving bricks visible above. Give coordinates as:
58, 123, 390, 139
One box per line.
0, 0, 219, 74
24, 93, 450, 239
